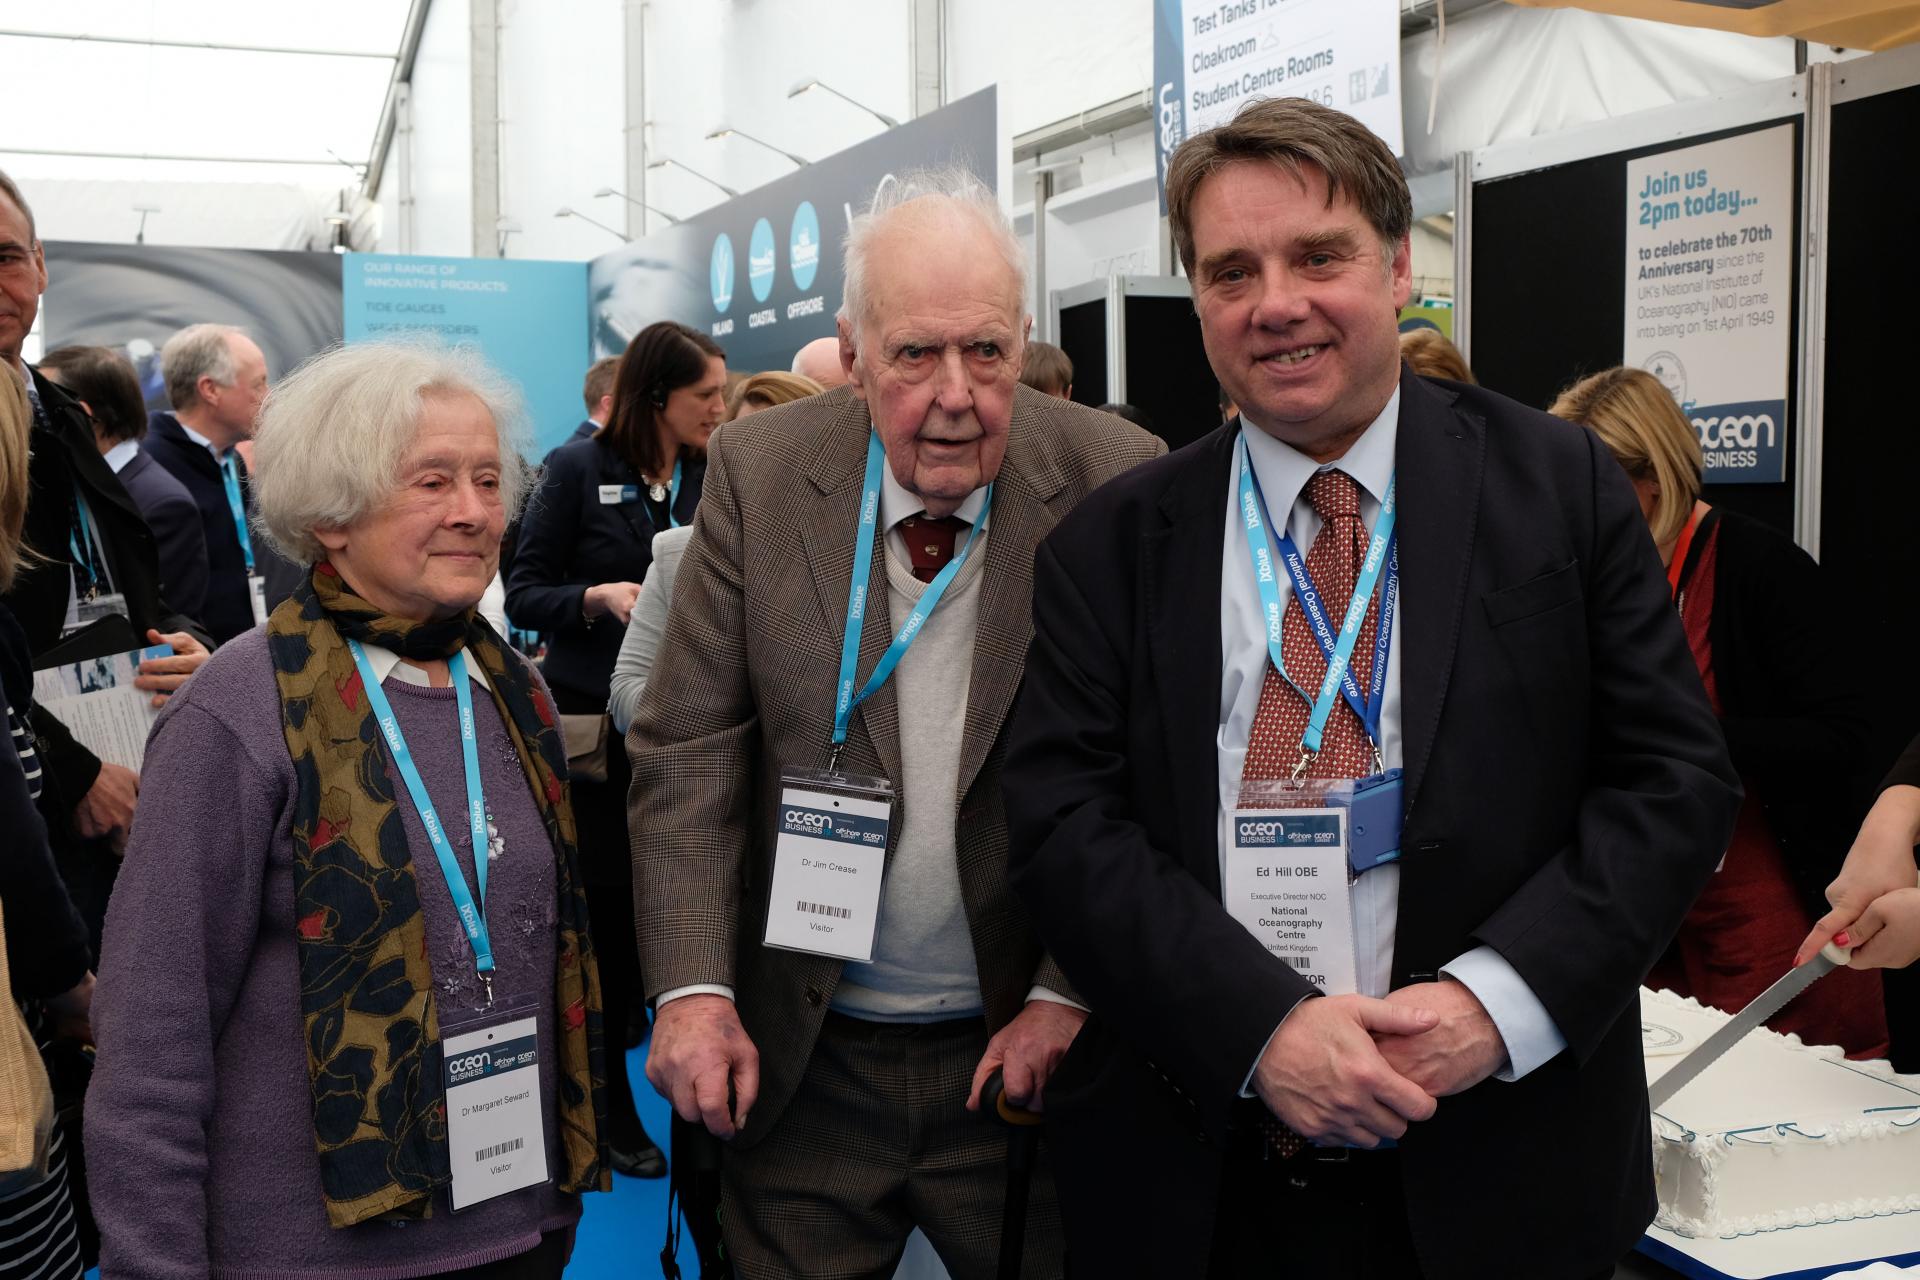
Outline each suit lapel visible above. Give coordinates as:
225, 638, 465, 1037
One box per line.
1393, 372, 1486, 815
797, 395, 903, 787
954, 398, 1069, 802
1148, 426, 1235, 897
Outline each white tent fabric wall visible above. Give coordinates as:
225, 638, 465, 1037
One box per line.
1398, 4, 1796, 187
497, 0, 626, 260
946, 0, 1154, 136
20, 178, 351, 251
404, 0, 475, 257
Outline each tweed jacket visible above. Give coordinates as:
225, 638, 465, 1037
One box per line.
627, 383, 1163, 1147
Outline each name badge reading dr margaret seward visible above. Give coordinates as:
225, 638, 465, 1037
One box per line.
763, 768, 892, 963
442, 1011, 550, 1211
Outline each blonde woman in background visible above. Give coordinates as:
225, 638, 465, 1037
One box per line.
724, 370, 825, 421
1551, 366, 1888, 1055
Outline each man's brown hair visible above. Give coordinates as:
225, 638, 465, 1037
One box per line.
1165, 96, 1411, 277
1019, 341, 1074, 397
582, 356, 620, 415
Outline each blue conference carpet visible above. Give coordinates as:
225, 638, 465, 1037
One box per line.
571, 1041, 698, 1278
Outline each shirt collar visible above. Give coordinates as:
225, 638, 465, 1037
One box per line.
357, 641, 493, 692
176, 418, 228, 461
103, 439, 140, 474
877, 449, 989, 532
1239, 386, 1400, 527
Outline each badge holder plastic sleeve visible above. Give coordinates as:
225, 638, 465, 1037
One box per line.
439, 997, 553, 1213
760, 765, 895, 964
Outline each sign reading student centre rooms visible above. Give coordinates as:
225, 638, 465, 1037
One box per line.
1152, 0, 1402, 211
586, 88, 997, 375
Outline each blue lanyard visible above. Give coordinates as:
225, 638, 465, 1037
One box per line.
68, 487, 103, 590
830, 432, 992, 754
665, 458, 683, 529
219, 453, 256, 573
1236, 434, 1398, 763
346, 641, 496, 998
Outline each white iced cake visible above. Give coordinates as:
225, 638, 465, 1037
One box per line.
1642, 987, 1920, 1238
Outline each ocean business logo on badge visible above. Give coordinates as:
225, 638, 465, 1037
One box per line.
789, 201, 820, 291
710, 233, 735, 313
748, 218, 776, 303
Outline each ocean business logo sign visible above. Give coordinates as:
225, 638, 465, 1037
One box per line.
710, 233, 735, 313
789, 202, 821, 291
748, 218, 776, 303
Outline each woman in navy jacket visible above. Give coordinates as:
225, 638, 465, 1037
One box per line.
506, 320, 725, 1177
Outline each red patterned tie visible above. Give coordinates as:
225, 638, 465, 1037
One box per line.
899, 513, 968, 584
1238, 467, 1381, 1160
1241, 468, 1381, 788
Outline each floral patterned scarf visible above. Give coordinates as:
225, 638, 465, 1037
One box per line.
268, 562, 607, 1227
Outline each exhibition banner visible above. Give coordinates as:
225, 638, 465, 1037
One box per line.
1153, 0, 1402, 212
343, 253, 589, 457
1622, 124, 1794, 485
586, 87, 998, 375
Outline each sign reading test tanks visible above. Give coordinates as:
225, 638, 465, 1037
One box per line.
1153, 0, 1402, 212
1622, 124, 1795, 485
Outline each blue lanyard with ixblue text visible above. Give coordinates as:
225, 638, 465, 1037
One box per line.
67, 487, 105, 593
829, 433, 992, 764
218, 453, 256, 573
346, 640, 497, 1003
1237, 433, 1397, 766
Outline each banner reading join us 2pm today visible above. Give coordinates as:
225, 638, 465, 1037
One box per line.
1622, 124, 1795, 485
1154, 0, 1402, 212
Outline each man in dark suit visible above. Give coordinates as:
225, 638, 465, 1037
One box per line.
563, 355, 620, 452
1003, 99, 1741, 1279
0, 168, 211, 888
145, 323, 269, 643
628, 170, 1162, 1278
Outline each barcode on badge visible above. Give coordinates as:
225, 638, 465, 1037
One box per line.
796, 900, 851, 920
475, 1137, 524, 1162
1280, 957, 1313, 971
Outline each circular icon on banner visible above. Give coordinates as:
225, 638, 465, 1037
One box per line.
710, 233, 735, 314
789, 201, 820, 291
748, 218, 776, 303
1643, 351, 1687, 407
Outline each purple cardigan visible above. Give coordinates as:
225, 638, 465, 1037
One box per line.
87, 630, 581, 1279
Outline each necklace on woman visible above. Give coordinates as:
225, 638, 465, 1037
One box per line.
646, 480, 669, 503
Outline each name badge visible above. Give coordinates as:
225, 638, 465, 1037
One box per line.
762, 766, 892, 962
1225, 806, 1359, 996
442, 1010, 550, 1211
249, 574, 269, 627
598, 484, 639, 505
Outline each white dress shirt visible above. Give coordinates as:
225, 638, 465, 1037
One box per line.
103, 439, 140, 474
357, 643, 493, 693
178, 419, 225, 462
1221, 391, 1566, 1083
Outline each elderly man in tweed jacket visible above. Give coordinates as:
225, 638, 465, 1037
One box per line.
627, 168, 1162, 1279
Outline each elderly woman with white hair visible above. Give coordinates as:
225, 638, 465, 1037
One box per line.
85, 342, 609, 1280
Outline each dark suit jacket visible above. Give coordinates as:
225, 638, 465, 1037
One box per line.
115, 448, 209, 623
1003, 371, 1741, 1279
507, 435, 703, 711
8, 369, 206, 807
626, 385, 1164, 1149
142, 412, 256, 644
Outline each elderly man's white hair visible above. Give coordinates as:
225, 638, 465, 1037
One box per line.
251, 340, 533, 565
161, 323, 247, 411
837, 166, 1029, 344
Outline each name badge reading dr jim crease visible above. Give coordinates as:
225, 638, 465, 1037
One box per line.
1225, 806, 1359, 996
442, 1012, 550, 1211
763, 768, 892, 963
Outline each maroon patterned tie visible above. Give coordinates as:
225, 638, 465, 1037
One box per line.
1237, 467, 1381, 1160
899, 513, 968, 584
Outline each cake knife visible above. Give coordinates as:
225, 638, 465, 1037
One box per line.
1647, 941, 1853, 1111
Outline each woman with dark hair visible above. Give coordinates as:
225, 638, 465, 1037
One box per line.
505, 320, 724, 1178
38, 345, 211, 623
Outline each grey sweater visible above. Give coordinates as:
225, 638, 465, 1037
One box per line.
86, 630, 578, 1280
